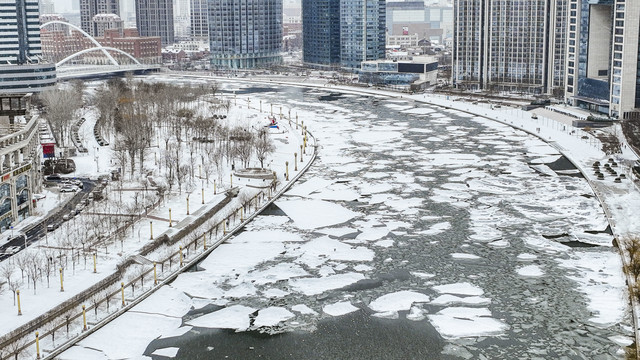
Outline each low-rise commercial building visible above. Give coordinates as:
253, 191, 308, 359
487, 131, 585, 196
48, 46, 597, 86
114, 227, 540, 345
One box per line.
360, 56, 438, 90
0, 94, 42, 232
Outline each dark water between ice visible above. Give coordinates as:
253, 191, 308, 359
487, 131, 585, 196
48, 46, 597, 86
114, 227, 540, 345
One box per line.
143, 84, 631, 360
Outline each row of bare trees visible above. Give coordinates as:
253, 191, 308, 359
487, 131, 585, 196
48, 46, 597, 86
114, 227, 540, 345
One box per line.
90, 78, 275, 194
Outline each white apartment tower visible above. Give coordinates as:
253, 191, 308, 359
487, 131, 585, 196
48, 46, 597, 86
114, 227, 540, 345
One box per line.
453, 0, 567, 95
564, 0, 640, 119
0, 0, 42, 64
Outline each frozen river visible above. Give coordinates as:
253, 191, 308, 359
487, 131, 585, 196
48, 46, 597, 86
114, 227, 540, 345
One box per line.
65, 81, 632, 359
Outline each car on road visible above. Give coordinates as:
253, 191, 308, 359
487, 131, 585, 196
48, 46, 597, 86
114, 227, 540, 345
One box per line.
47, 223, 59, 231
60, 186, 78, 193
4, 246, 20, 255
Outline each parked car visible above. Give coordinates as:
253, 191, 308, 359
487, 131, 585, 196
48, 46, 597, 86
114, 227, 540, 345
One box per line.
60, 186, 77, 193
47, 223, 58, 231
74, 204, 84, 214
62, 214, 70, 221
46, 174, 61, 181
33, 193, 46, 201
4, 246, 20, 255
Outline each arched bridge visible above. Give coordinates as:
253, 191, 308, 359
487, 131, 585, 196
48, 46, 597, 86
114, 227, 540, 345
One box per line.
40, 20, 160, 79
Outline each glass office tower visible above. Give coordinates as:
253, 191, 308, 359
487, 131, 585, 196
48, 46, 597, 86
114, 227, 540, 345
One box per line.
302, 0, 340, 66
340, 0, 386, 69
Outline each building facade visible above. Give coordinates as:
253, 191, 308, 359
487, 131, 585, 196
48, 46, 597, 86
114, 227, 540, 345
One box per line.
302, 0, 340, 66
0, 0, 43, 64
80, 0, 120, 37
564, 0, 640, 119
174, 0, 191, 40
207, 0, 282, 69
92, 13, 123, 38
386, 1, 453, 45
0, 94, 42, 233
453, 0, 564, 94
340, 0, 386, 69
136, 0, 175, 46
190, 0, 209, 43
39, 0, 54, 14
0, 0, 56, 93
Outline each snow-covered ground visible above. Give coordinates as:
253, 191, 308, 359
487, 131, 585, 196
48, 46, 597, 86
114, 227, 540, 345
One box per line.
0, 79, 313, 359
53, 74, 640, 359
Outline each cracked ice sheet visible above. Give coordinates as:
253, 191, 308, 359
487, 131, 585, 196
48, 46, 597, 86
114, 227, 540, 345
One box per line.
187, 305, 257, 330
369, 291, 430, 313
286, 177, 334, 197
229, 229, 305, 243
245, 263, 309, 285
431, 295, 491, 306
323, 301, 359, 316
433, 282, 484, 296
292, 304, 318, 315
73, 311, 182, 359
290, 236, 375, 268
276, 199, 359, 230
198, 242, 285, 279
516, 265, 544, 277
133, 286, 194, 317
289, 272, 365, 295
428, 307, 509, 339
557, 250, 626, 326
151, 347, 179, 358
254, 307, 295, 327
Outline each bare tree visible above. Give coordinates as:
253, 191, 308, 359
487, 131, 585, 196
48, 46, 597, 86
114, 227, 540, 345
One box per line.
42, 249, 54, 288
254, 128, 276, 168
8, 278, 20, 306
90, 295, 101, 319
6, 337, 29, 360
14, 251, 29, 282
26, 253, 43, 294
39, 88, 83, 147
231, 128, 254, 168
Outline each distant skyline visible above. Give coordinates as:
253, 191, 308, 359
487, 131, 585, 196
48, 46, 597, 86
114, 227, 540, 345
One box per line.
51, 0, 301, 14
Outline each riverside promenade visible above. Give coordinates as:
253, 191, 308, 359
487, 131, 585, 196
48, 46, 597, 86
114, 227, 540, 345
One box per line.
0, 103, 316, 360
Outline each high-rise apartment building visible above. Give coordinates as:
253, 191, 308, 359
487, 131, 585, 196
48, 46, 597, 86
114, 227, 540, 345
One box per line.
93, 13, 123, 38
136, 0, 175, 46
302, 0, 340, 66
386, 1, 453, 45
549, 0, 568, 94
39, 0, 54, 14
0, 0, 56, 92
207, 0, 282, 69
340, 0, 386, 69
1, 0, 42, 64
453, 0, 559, 94
565, 0, 640, 119
80, 0, 120, 37
610, 1, 640, 119
174, 0, 190, 40
190, 0, 208, 43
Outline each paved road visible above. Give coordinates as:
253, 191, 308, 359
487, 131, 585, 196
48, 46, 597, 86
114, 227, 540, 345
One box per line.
0, 178, 96, 261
